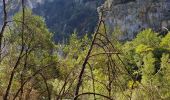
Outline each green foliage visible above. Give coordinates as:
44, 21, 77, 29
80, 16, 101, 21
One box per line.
0, 9, 59, 99
135, 44, 153, 54
133, 29, 161, 47
161, 32, 170, 49
13, 9, 54, 49
141, 52, 156, 85
161, 54, 170, 87
121, 29, 170, 100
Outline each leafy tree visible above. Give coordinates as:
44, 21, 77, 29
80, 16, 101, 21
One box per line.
1, 9, 59, 100
133, 29, 160, 48
159, 53, 170, 99
161, 32, 170, 50
141, 52, 156, 85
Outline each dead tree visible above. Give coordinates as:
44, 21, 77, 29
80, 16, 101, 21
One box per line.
73, 7, 120, 99
73, 2, 134, 98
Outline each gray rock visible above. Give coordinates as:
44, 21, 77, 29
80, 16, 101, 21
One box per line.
103, 0, 170, 40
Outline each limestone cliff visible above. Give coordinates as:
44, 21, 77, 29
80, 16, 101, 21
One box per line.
103, 0, 170, 40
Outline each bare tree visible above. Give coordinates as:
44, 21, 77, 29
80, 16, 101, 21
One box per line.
74, 7, 121, 99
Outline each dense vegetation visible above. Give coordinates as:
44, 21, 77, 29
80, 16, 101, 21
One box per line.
0, 0, 170, 100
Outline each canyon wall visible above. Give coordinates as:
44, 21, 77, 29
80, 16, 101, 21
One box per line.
103, 0, 170, 39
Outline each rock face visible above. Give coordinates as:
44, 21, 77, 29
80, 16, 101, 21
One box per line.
103, 0, 170, 40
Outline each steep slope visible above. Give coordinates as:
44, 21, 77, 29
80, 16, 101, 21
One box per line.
33, 0, 104, 42
103, 0, 170, 40
0, 0, 104, 42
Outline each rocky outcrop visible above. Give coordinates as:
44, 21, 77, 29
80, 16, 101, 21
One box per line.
103, 0, 170, 40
